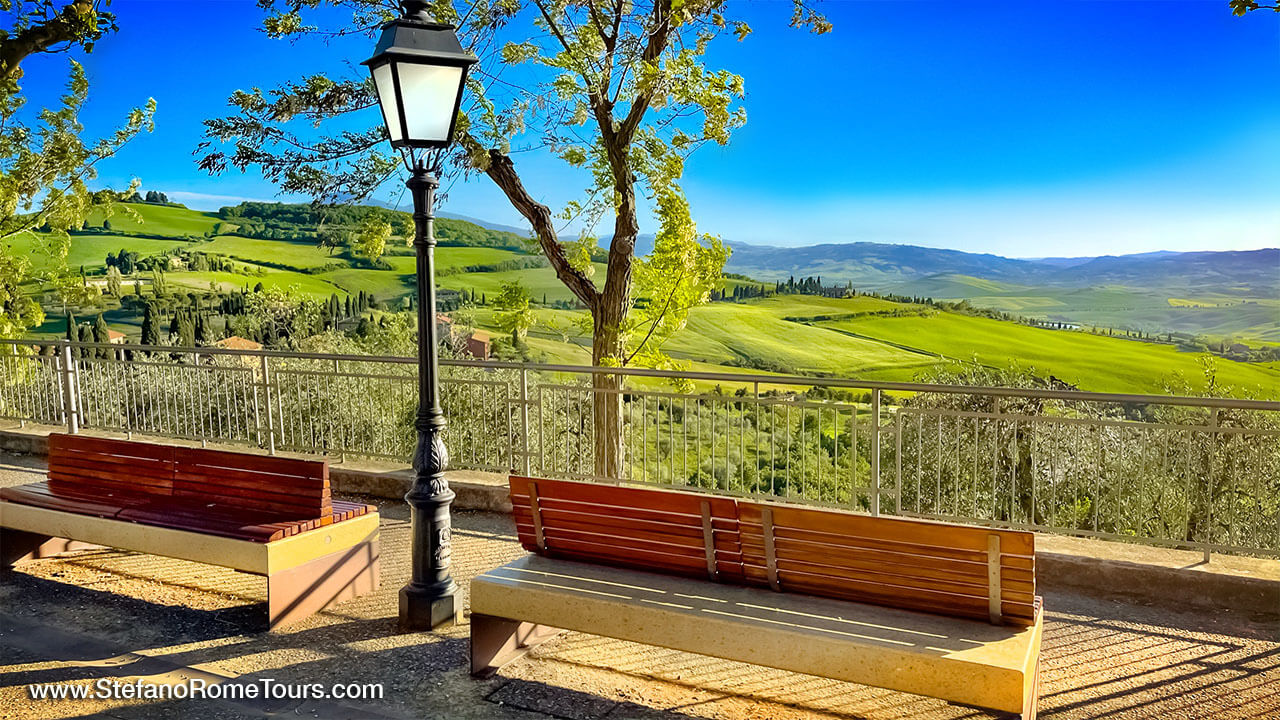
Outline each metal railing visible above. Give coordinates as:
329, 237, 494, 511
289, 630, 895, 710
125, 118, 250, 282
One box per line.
2, 338, 1277, 557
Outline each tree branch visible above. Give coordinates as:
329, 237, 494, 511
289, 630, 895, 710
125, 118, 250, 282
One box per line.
478, 144, 600, 309
0, 1, 99, 82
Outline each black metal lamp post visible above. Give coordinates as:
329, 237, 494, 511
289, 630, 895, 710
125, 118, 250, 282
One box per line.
364, 0, 476, 631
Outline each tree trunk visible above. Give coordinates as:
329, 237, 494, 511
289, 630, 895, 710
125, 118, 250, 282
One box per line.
591, 306, 625, 481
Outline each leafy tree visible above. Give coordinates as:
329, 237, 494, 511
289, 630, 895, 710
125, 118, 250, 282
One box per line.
198, 0, 830, 478
0, 252, 43, 339
494, 279, 533, 345
105, 265, 122, 296
354, 215, 390, 265
150, 267, 166, 296
0, 0, 155, 336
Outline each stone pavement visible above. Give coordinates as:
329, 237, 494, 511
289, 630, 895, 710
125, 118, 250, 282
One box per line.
0, 452, 1277, 720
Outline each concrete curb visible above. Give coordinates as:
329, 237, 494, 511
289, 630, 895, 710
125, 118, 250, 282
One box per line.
1, 426, 1274, 617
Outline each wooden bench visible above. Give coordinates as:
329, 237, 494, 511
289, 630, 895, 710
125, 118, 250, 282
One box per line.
0, 434, 380, 628
471, 476, 1042, 719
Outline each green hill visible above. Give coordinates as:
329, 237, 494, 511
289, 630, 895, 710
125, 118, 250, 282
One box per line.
817, 311, 1280, 396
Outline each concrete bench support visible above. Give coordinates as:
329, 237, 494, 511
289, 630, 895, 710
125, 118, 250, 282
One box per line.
1, 502, 381, 629
471, 554, 1042, 718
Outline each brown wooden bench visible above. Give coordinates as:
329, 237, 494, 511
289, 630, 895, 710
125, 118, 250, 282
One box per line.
472, 476, 1042, 719
0, 434, 380, 628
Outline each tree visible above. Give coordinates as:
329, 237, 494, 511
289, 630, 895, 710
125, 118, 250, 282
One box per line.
1231, 1, 1278, 13
0, 252, 43, 339
105, 265, 122, 296
494, 280, 534, 345
198, 0, 829, 479
354, 215, 390, 265
140, 302, 160, 346
0, 1, 155, 336
92, 312, 110, 357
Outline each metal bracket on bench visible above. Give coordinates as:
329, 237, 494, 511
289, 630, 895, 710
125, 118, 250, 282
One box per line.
987, 533, 1002, 625
762, 507, 780, 592
700, 501, 718, 582
528, 481, 546, 552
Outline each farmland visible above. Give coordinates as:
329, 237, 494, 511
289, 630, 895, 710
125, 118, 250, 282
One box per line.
15, 202, 1279, 399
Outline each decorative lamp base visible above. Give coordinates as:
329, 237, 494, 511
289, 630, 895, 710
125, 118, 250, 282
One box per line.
399, 582, 460, 630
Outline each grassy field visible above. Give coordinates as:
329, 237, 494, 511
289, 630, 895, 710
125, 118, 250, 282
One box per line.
167, 270, 347, 297
201, 235, 342, 270
818, 312, 1280, 396
438, 264, 607, 303
17, 206, 1277, 399
84, 203, 222, 237
11, 232, 192, 273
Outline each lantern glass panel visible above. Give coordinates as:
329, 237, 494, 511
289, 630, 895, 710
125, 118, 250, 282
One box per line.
371, 63, 403, 144
396, 61, 464, 143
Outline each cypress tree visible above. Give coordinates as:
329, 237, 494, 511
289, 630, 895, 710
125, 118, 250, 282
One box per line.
141, 304, 160, 347
93, 314, 110, 358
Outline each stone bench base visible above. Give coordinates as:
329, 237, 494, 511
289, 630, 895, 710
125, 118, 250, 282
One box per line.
1, 502, 380, 629
470, 554, 1041, 718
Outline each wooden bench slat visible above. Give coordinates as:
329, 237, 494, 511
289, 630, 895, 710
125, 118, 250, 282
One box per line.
738, 502, 1035, 556
737, 533, 1036, 586
740, 539, 1037, 594
177, 446, 327, 478
49, 434, 176, 461
741, 564, 1038, 625
48, 454, 176, 480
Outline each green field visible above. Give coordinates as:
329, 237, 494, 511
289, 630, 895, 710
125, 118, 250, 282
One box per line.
168, 270, 347, 297
17, 202, 1278, 400
84, 203, 223, 237
201, 235, 343, 270
819, 312, 1280, 396
438, 264, 607, 303
10, 232, 191, 273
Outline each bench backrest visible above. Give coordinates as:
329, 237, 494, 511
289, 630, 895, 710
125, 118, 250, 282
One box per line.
509, 476, 742, 582
48, 434, 330, 520
49, 433, 176, 497
509, 475, 1036, 626
737, 501, 1036, 626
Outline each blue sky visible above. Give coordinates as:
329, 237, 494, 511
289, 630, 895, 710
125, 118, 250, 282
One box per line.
20, 0, 1280, 257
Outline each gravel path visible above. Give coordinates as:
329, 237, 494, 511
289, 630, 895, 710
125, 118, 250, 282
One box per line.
1, 453, 1276, 720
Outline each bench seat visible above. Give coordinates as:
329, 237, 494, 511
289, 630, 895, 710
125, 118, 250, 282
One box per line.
0, 481, 375, 543
472, 554, 1043, 716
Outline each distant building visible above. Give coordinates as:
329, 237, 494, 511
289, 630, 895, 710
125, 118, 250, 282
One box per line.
467, 331, 491, 361
106, 330, 127, 345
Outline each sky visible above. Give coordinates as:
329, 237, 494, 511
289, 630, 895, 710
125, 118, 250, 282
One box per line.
19, 0, 1280, 257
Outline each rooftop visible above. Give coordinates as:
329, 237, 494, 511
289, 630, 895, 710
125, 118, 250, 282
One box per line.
1, 452, 1276, 720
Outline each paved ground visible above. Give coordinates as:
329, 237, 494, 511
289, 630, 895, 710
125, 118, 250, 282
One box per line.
1, 452, 1277, 720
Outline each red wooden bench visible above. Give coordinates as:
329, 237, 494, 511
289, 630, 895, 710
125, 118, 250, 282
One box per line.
473, 476, 1043, 719
0, 434, 380, 628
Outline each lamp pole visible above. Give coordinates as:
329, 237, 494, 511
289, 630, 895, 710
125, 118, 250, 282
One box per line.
362, 0, 474, 631
400, 157, 459, 630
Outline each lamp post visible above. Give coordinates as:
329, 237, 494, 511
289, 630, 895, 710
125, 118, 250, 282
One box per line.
364, 0, 476, 631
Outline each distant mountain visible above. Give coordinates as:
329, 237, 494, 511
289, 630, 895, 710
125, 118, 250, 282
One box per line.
724, 241, 1045, 288
724, 241, 1279, 297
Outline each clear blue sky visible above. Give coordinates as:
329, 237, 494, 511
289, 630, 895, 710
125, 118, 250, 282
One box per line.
20, 0, 1280, 257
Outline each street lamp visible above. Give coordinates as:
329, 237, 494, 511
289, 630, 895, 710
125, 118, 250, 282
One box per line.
364, 0, 476, 631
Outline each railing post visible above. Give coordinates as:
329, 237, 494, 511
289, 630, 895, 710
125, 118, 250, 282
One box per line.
519, 366, 531, 476
1204, 408, 1218, 564
59, 342, 79, 434
870, 388, 881, 516
259, 353, 276, 455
